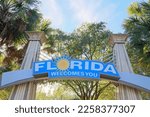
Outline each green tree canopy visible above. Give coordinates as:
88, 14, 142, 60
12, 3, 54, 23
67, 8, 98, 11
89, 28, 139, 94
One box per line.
123, 0, 150, 76
41, 22, 115, 100
0, 0, 43, 68
0, 0, 42, 45
0, 0, 52, 100
124, 0, 150, 99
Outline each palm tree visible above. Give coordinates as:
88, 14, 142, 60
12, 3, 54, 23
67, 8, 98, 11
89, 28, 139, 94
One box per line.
0, 0, 42, 68
0, 0, 41, 46
123, 1, 150, 76
0, 0, 45, 100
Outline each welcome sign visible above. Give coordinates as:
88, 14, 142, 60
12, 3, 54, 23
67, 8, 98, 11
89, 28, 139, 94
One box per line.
1, 56, 150, 92
33, 56, 120, 80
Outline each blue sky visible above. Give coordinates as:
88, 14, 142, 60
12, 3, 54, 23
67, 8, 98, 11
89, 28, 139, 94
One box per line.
39, 0, 146, 33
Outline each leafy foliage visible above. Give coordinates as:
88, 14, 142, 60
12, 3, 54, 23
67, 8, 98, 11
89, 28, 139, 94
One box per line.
0, 0, 41, 45
0, 87, 12, 100
124, 1, 150, 76
0, 0, 43, 68
0, 0, 45, 100
40, 22, 115, 100
36, 82, 79, 100
66, 22, 112, 59
124, 0, 150, 99
36, 81, 116, 100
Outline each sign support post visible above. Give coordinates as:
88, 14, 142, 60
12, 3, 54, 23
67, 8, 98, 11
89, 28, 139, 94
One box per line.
110, 34, 142, 100
9, 31, 46, 100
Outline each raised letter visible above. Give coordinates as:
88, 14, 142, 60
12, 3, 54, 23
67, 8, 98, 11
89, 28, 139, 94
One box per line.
91, 62, 103, 71
85, 61, 89, 70
70, 61, 82, 70
104, 64, 117, 74
35, 62, 45, 72
47, 62, 56, 70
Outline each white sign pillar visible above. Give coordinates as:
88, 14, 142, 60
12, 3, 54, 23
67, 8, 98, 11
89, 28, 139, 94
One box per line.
9, 31, 46, 100
110, 34, 142, 100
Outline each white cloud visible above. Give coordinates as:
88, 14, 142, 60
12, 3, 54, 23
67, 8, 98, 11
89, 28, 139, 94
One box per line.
39, 0, 118, 32
40, 0, 64, 28
68, 0, 98, 23
68, 0, 117, 25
